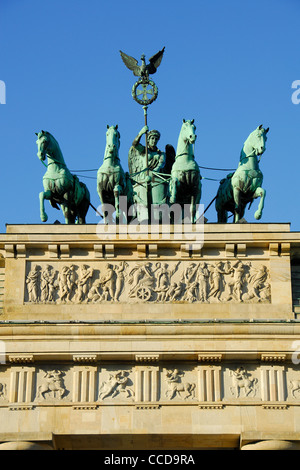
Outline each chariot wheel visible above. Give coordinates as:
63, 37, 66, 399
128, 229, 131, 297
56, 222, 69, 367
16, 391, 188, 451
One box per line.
136, 286, 151, 301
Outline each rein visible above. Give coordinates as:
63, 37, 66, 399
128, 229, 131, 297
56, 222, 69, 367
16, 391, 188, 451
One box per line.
40, 154, 67, 169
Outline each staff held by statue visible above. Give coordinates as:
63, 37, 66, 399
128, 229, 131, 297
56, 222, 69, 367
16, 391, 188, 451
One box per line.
120, 47, 165, 220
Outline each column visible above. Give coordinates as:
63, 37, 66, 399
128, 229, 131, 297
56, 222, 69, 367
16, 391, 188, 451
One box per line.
9, 367, 35, 404
198, 366, 222, 402
72, 366, 97, 403
260, 365, 286, 402
135, 366, 159, 403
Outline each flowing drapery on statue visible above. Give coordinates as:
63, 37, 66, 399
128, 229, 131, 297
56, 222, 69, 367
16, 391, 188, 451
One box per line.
97, 125, 134, 224
36, 130, 90, 224
169, 119, 202, 223
215, 124, 269, 223
128, 126, 175, 222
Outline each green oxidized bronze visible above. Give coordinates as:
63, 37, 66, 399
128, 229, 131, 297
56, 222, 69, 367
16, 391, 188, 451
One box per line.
215, 125, 269, 223
120, 47, 180, 222
128, 125, 175, 221
131, 79, 158, 106
97, 125, 134, 224
36, 130, 90, 224
35, 48, 269, 226
169, 119, 202, 224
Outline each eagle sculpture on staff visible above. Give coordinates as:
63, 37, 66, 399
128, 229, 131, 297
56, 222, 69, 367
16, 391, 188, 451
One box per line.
119, 47, 165, 82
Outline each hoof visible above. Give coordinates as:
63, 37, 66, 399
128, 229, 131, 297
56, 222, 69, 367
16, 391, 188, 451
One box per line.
254, 211, 262, 220
41, 214, 48, 223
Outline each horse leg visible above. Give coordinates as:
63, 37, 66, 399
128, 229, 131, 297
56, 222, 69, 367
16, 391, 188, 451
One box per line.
253, 187, 266, 220
38, 385, 47, 399
184, 386, 191, 400
169, 177, 183, 223
169, 177, 178, 206
60, 203, 71, 224
192, 180, 202, 224
63, 203, 76, 224
190, 195, 195, 224
217, 209, 228, 223
39, 190, 52, 222
114, 184, 121, 224
233, 187, 242, 223
77, 195, 89, 224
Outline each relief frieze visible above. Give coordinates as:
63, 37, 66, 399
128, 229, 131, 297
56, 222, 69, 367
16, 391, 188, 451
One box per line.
1, 362, 300, 406
24, 260, 271, 304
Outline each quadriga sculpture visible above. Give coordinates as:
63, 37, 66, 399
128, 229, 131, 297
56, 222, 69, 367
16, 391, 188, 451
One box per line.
97, 125, 133, 224
36, 130, 90, 224
215, 124, 269, 223
169, 119, 202, 223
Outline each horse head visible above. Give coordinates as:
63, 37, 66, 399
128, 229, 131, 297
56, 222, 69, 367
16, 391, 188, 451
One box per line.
246, 124, 269, 158
105, 125, 120, 159
181, 119, 197, 146
35, 130, 50, 162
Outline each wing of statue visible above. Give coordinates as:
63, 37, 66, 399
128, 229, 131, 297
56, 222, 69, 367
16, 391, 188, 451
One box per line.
128, 145, 144, 176
163, 144, 176, 175
147, 47, 165, 75
119, 51, 141, 77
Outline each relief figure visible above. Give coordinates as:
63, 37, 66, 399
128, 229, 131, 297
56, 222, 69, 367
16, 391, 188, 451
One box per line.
58, 265, 77, 303
98, 263, 116, 301
24, 261, 271, 305
230, 367, 258, 398
223, 261, 245, 302
197, 262, 210, 302
76, 265, 94, 303
40, 264, 57, 303
128, 262, 156, 301
208, 262, 225, 301
289, 380, 300, 399
98, 370, 134, 400
245, 264, 270, 302
155, 262, 179, 301
165, 369, 196, 400
26, 265, 40, 303
37, 370, 66, 400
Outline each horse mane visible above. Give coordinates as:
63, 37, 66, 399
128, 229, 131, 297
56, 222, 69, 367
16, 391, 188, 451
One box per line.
45, 131, 65, 161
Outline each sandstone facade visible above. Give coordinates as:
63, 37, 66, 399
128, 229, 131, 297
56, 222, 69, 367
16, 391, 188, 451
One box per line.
0, 223, 299, 450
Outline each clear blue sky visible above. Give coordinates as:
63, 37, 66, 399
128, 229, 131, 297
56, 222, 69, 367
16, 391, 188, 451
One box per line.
0, 0, 299, 232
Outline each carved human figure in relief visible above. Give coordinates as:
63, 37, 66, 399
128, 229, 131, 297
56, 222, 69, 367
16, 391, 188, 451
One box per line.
128, 262, 155, 298
289, 380, 300, 399
26, 265, 40, 302
181, 263, 199, 302
155, 262, 179, 301
197, 262, 210, 302
58, 265, 76, 303
40, 264, 56, 303
114, 261, 127, 301
67, 265, 76, 301
208, 261, 225, 301
223, 260, 245, 302
37, 370, 66, 400
246, 264, 270, 301
230, 367, 258, 398
98, 263, 116, 301
0, 383, 7, 399
76, 264, 94, 302
165, 369, 196, 400
98, 370, 134, 400
166, 281, 183, 301
87, 280, 102, 303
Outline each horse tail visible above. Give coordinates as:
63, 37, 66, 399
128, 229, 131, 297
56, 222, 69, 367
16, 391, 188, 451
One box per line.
73, 175, 90, 205
215, 174, 233, 211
